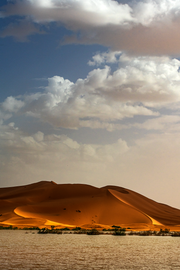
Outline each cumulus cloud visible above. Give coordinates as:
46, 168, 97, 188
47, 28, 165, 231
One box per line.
2, 56, 173, 128
2, 96, 25, 112
87, 52, 180, 104
88, 51, 122, 66
2, 53, 180, 129
2, 0, 180, 54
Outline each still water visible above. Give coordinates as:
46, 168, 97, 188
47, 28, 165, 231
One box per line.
1, 230, 180, 270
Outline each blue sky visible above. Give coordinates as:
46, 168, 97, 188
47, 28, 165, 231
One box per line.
0, 19, 102, 98
1, 0, 180, 208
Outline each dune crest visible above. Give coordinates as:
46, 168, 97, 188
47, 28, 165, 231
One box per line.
108, 189, 162, 226
0, 181, 180, 230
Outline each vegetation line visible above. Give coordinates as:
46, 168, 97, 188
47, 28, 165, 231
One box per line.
1, 225, 180, 236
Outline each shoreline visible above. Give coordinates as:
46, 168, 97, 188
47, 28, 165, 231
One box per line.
1, 225, 180, 236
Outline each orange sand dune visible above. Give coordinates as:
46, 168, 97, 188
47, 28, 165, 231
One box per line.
0, 181, 180, 230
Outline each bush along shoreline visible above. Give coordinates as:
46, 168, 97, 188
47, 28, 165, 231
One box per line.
1, 225, 180, 237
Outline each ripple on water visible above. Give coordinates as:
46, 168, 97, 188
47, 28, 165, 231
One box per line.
1, 231, 180, 270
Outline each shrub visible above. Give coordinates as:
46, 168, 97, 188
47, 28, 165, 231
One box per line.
87, 229, 100, 235
72, 227, 82, 231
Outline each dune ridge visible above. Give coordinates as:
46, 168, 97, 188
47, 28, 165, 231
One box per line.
108, 189, 162, 226
0, 181, 180, 230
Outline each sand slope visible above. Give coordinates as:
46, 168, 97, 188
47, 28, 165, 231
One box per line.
0, 181, 180, 229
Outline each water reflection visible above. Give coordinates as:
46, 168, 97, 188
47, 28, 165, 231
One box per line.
1, 231, 180, 269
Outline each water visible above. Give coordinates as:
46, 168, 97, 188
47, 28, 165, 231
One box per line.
1, 231, 180, 269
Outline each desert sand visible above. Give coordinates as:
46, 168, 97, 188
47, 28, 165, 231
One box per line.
0, 181, 180, 230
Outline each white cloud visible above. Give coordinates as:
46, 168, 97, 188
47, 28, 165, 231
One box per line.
132, 0, 180, 25
23, 54, 180, 129
2, 53, 180, 130
88, 50, 122, 66
4, 0, 180, 27
3, 0, 133, 26
2, 96, 25, 112
2, 0, 180, 54
11, 72, 158, 128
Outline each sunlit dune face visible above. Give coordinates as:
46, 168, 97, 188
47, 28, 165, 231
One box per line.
0, 182, 180, 229
14, 207, 35, 219
13, 188, 151, 227
109, 189, 162, 225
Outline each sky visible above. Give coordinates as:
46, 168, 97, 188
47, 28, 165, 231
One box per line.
1, 0, 180, 208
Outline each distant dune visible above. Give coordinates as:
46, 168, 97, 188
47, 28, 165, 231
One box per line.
1, 181, 180, 230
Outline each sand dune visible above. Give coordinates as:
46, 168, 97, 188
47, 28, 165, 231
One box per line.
0, 181, 180, 230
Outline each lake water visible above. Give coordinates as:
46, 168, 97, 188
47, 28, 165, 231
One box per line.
1, 231, 180, 269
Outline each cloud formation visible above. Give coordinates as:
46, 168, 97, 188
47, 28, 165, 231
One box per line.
134, 115, 180, 131
2, 1, 180, 208
2, 0, 133, 25
2, 0, 180, 54
1, 53, 180, 130
0, 121, 129, 188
